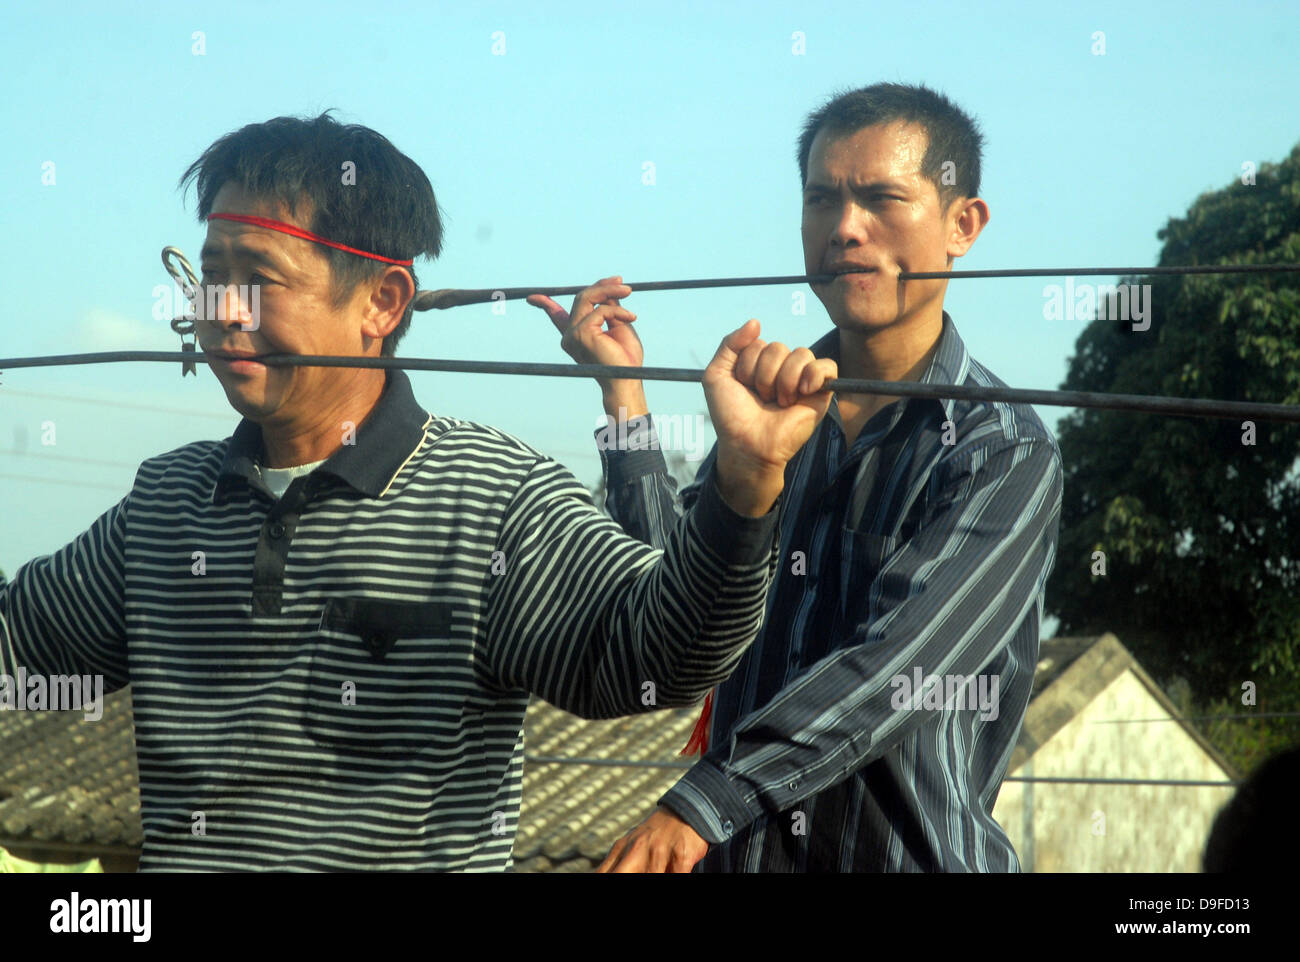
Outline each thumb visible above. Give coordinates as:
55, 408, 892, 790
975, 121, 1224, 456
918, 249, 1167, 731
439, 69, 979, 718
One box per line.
708, 319, 760, 377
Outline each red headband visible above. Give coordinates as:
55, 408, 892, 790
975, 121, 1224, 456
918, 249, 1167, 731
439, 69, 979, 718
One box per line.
207, 212, 414, 266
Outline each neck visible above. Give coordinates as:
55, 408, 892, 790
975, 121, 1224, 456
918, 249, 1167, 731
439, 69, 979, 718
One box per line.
259, 370, 387, 468
835, 307, 944, 383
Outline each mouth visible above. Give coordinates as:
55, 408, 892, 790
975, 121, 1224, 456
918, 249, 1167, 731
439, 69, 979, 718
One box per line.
205, 348, 269, 372
817, 266, 880, 284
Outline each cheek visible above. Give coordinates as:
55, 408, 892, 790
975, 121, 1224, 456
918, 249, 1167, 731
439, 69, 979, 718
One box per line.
801, 220, 824, 257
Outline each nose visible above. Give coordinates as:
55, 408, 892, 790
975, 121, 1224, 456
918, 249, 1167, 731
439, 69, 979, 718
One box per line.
829, 199, 866, 249
197, 281, 261, 333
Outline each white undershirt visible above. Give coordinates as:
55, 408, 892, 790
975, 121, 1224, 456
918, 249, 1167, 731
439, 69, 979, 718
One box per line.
260, 459, 326, 499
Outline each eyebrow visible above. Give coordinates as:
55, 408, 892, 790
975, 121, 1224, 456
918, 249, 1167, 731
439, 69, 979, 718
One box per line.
199, 242, 285, 269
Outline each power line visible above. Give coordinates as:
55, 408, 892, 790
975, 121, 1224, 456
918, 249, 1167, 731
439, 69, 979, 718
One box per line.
1002, 775, 1239, 787
524, 754, 692, 771
5, 352, 1300, 425
0, 390, 610, 466
1092, 712, 1300, 724
415, 262, 1300, 309
4, 450, 140, 472
0, 472, 125, 493
0, 387, 234, 423
520, 756, 1242, 786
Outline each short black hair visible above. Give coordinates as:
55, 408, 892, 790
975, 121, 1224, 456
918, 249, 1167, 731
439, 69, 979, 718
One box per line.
1203, 745, 1300, 872
179, 111, 443, 356
797, 83, 984, 210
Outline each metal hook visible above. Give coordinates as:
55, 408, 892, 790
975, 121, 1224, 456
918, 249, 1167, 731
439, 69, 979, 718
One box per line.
162, 246, 200, 376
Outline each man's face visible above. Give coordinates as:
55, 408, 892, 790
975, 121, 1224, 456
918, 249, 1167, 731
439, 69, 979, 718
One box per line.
197, 183, 369, 425
801, 120, 955, 333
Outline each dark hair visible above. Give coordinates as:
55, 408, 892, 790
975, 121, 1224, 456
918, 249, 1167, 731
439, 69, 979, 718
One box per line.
179, 111, 443, 356
796, 83, 984, 210
1203, 745, 1300, 871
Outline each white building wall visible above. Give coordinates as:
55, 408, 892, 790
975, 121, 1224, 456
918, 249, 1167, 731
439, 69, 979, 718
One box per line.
993, 670, 1237, 872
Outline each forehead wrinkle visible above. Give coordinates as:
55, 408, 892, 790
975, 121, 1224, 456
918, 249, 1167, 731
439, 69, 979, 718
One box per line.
200, 240, 278, 264
206, 183, 325, 276
805, 176, 914, 192
815, 122, 929, 180
201, 227, 317, 276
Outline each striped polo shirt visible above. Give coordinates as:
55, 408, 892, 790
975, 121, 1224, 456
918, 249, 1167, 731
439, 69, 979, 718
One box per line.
0, 367, 781, 871
598, 312, 1064, 871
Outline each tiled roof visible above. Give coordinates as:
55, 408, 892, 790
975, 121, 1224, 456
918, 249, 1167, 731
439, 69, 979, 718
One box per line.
0, 688, 141, 853
1012, 633, 1239, 779
512, 636, 1128, 871
5, 635, 1223, 871
512, 702, 699, 873
0, 680, 704, 869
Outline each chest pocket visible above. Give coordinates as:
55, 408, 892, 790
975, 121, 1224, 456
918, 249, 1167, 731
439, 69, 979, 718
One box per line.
839, 528, 899, 629
305, 598, 465, 755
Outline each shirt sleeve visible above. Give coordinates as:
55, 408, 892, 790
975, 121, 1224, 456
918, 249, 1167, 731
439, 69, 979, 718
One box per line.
597, 413, 715, 550
0, 496, 132, 695
658, 438, 1064, 844
483, 454, 781, 720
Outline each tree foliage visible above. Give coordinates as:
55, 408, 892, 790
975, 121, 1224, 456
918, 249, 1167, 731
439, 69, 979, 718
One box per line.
1048, 145, 1300, 765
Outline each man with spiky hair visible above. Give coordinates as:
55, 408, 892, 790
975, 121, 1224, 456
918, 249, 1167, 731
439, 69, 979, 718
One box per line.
534, 83, 1064, 872
0, 112, 838, 871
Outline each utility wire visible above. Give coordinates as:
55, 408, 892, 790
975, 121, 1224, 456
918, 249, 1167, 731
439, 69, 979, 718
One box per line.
4, 352, 1300, 425
0, 387, 236, 422
521, 755, 1241, 786
415, 262, 1300, 309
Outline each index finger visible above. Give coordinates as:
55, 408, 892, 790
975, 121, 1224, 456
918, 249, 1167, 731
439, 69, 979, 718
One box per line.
595, 835, 630, 873
525, 294, 570, 332
798, 358, 839, 395
571, 277, 632, 323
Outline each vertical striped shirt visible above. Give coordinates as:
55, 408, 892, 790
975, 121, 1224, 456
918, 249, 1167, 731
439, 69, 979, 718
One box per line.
0, 368, 781, 871
597, 313, 1063, 871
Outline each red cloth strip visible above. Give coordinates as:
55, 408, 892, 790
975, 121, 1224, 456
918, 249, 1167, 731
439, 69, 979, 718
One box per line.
680, 688, 714, 756
207, 213, 413, 266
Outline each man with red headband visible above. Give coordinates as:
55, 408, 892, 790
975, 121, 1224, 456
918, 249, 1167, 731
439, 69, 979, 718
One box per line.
0, 112, 837, 871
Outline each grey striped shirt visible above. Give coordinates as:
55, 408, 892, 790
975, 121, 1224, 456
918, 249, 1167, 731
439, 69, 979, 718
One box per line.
597, 313, 1063, 871
0, 368, 781, 871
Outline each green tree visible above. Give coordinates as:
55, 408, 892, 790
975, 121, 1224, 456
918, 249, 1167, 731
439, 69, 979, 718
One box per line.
1048, 145, 1300, 771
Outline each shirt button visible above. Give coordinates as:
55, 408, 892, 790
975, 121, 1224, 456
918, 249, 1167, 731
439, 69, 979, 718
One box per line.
268, 521, 286, 539
789, 781, 798, 791
721, 819, 734, 835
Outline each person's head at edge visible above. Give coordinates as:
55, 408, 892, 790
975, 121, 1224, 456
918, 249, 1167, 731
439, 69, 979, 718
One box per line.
798, 83, 990, 350
179, 111, 442, 465
1203, 745, 1300, 872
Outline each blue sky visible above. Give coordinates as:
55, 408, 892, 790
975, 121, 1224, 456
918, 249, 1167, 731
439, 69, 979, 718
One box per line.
2, 0, 1298, 575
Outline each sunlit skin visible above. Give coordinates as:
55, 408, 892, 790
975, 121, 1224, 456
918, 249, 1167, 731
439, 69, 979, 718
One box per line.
802, 120, 988, 440
196, 183, 414, 467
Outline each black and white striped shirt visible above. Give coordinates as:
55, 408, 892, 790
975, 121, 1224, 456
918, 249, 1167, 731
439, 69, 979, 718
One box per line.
0, 368, 781, 871
598, 313, 1064, 871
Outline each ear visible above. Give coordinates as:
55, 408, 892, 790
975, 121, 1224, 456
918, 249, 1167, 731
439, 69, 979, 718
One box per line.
946, 196, 990, 261
360, 265, 416, 342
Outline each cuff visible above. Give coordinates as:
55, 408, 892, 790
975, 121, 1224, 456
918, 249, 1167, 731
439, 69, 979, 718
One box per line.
659, 758, 759, 845
595, 413, 670, 482
687, 464, 780, 567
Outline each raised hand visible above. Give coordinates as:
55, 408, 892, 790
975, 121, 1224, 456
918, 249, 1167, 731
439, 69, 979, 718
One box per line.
527, 276, 647, 416
704, 319, 837, 516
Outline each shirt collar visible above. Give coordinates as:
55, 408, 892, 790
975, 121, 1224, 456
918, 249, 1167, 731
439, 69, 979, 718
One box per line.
809, 310, 970, 423
213, 367, 432, 504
